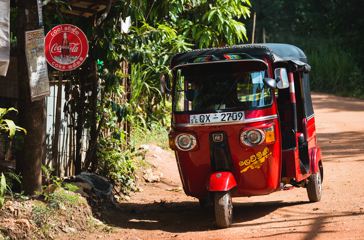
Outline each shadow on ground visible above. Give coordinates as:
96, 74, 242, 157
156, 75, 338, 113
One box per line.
95, 200, 311, 233
317, 131, 364, 162
312, 92, 364, 112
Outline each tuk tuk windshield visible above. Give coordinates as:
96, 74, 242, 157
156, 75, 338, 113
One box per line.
173, 61, 273, 113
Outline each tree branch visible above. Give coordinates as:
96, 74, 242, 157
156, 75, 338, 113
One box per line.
145, 0, 156, 22
96, 0, 113, 26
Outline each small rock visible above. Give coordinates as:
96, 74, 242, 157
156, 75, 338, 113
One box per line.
139, 145, 149, 150
124, 196, 131, 201
143, 168, 163, 183
15, 219, 31, 229
4, 201, 13, 206
66, 227, 76, 233
154, 146, 163, 154
7, 205, 15, 213
92, 218, 103, 226
59, 203, 67, 211
72, 182, 92, 198
1, 218, 14, 224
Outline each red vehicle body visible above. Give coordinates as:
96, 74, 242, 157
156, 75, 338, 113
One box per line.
161, 43, 323, 228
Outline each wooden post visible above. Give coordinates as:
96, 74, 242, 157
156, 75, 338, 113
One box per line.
252, 12, 256, 44
263, 28, 266, 43
75, 67, 86, 175
121, 61, 130, 146
16, 0, 46, 195
52, 71, 63, 176
69, 111, 75, 176
91, 61, 98, 171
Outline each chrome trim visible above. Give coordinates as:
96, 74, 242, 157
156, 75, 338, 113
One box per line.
307, 113, 315, 121
175, 133, 197, 151
172, 115, 278, 128
241, 129, 266, 146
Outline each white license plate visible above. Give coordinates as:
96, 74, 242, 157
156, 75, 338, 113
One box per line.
189, 111, 244, 124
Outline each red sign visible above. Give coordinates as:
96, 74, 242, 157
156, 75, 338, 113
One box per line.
45, 24, 88, 71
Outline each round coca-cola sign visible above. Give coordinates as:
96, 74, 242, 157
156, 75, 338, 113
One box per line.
45, 24, 88, 71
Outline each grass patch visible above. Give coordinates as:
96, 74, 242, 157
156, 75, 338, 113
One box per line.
130, 122, 169, 150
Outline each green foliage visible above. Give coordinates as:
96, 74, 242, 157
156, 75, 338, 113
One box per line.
4, 170, 29, 200
0, 170, 29, 208
127, 63, 165, 127
245, 0, 364, 97
31, 201, 57, 239
41, 165, 55, 186
0, 108, 26, 137
0, 108, 26, 158
0, 173, 6, 210
97, 145, 141, 193
131, 121, 170, 150
36, 0, 253, 190
0, 232, 9, 240
42, 0, 252, 133
141, 0, 251, 48
32, 166, 85, 238
308, 47, 364, 98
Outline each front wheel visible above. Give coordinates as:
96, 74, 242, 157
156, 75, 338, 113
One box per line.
214, 191, 233, 228
306, 167, 323, 202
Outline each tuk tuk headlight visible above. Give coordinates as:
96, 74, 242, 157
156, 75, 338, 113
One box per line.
241, 129, 265, 146
175, 133, 197, 151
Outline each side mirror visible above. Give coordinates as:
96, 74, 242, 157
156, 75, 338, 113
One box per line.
274, 68, 289, 89
160, 73, 171, 94
263, 78, 277, 89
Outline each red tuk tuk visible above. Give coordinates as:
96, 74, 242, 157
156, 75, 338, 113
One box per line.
160, 43, 323, 228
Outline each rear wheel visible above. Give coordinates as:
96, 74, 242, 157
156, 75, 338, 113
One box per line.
214, 191, 233, 228
306, 166, 323, 202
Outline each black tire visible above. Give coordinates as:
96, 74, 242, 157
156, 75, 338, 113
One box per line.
306, 168, 322, 202
214, 191, 233, 228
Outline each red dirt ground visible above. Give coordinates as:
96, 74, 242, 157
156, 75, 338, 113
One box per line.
1, 92, 364, 239
95, 92, 364, 240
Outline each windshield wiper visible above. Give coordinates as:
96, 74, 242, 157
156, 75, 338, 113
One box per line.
216, 71, 245, 112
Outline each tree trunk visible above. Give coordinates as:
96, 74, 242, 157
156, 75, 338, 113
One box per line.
52, 71, 63, 176
75, 67, 87, 175
90, 61, 98, 172
122, 61, 131, 144
16, 0, 45, 195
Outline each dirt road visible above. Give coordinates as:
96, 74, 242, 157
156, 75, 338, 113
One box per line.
100, 92, 364, 240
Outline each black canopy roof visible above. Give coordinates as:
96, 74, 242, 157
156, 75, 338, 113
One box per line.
170, 43, 311, 73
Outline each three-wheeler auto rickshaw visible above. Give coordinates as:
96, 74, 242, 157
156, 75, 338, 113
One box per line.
160, 43, 323, 228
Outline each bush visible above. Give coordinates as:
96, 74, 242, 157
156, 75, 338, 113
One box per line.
308, 47, 364, 98
97, 146, 142, 193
